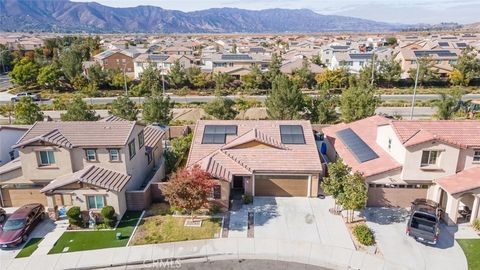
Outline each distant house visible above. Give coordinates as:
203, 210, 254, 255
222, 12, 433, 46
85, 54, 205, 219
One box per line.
186, 120, 323, 209
280, 58, 324, 75
0, 119, 165, 216
0, 125, 30, 166
395, 48, 460, 79
133, 54, 194, 79
93, 49, 143, 77
329, 53, 375, 74
205, 53, 271, 73
161, 46, 194, 56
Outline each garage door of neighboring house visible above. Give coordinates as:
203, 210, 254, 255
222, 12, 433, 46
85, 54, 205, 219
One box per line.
367, 184, 428, 207
1, 188, 47, 207
254, 175, 309, 197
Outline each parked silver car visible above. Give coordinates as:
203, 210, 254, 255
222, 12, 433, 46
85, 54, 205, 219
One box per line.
11, 92, 40, 102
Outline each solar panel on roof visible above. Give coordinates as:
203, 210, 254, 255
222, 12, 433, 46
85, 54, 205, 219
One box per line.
221, 54, 252, 60
438, 42, 449, 47
202, 125, 237, 144
280, 125, 305, 144
336, 128, 379, 163
414, 50, 457, 58
349, 54, 373, 60
148, 55, 169, 61
456, 43, 467, 48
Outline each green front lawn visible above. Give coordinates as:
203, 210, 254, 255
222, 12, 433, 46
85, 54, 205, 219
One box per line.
48, 211, 142, 254
131, 215, 222, 245
16, 238, 43, 258
458, 239, 480, 270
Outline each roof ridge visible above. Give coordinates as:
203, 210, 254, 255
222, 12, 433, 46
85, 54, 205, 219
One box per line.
219, 149, 252, 172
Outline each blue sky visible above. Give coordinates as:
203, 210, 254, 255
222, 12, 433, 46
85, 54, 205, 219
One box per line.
74, 0, 479, 24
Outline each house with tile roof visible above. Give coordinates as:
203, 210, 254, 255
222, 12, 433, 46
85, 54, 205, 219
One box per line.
323, 116, 480, 225
0, 118, 165, 217
186, 120, 323, 209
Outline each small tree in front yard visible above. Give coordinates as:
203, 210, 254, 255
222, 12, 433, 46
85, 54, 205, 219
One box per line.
321, 159, 350, 213
163, 165, 215, 221
340, 172, 368, 223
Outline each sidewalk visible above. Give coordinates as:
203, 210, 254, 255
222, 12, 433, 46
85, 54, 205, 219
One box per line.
31, 220, 69, 256
4, 238, 411, 270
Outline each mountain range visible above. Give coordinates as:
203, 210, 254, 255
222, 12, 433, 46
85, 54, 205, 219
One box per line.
0, 0, 405, 33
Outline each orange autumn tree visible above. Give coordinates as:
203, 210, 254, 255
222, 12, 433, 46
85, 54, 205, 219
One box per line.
163, 165, 215, 219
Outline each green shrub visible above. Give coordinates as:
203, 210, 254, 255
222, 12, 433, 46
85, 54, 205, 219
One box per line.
209, 203, 222, 215
170, 206, 187, 215
101, 206, 117, 227
243, 194, 253, 204
66, 207, 83, 226
473, 219, 480, 231
352, 224, 375, 246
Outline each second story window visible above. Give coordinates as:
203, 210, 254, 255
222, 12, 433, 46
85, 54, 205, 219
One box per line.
138, 131, 145, 149
421, 150, 440, 167
474, 149, 480, 163
85, 149, 97, 162
109, 149, 120, 161
129, 139, 136, 160
39, 150, 55, 166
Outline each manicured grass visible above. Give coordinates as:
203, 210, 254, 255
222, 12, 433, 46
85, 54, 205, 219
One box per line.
48, 211, 142, 254
458, 239, 480, 270
15, 238, 43, 258
131, 215, 222, 245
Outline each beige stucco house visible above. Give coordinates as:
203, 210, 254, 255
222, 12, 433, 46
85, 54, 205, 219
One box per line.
0, 116, 165, 217
323, 116, 480, 225
186, 120, 324, 209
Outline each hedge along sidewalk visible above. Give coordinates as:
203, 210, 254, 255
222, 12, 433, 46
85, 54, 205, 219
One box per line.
48, 211, 143, 254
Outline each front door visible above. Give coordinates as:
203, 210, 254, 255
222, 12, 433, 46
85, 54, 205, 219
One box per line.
232, 176, 244, 196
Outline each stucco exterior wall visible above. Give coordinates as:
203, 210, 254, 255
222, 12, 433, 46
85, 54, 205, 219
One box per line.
19, 146, 73, 181
70, 147, 128, 174
125, 125, 151, 191
401, 141, 460, 181
0, 128, 27, 165
376, 125, 406, 164
66, 188, 126, 216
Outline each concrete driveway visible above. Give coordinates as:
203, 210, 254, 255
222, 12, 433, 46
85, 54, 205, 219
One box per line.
250, 197, 354, 249
364, 207, 468, 270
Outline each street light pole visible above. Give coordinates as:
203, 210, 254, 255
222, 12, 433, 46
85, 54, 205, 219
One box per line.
410, 59, 421, 120
123, 64, 128, 97
370, 52, 375, 86
161, 66, 165, 95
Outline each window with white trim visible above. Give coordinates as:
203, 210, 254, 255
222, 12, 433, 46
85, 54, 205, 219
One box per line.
109, 149, 120, 161
86, 195, 105, 209
38, 150, 55, 166
421, 150, 440, 167
138, 131, 145, 149
474, 149, 480, 163
85, 149, 97, 162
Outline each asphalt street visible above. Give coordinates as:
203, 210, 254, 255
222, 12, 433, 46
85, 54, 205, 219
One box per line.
1, 93, 479, 105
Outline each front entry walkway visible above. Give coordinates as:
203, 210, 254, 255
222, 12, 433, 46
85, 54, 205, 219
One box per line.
228, 196, 354, 250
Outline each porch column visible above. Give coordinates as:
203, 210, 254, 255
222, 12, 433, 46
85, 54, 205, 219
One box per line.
444, 193, 460, 226
470, 196, 480, 225
46, 194, 58, 220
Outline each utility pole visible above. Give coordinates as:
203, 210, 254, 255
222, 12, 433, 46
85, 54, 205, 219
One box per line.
370, 52, 375, 86
161, 66, 166, 95
410, 59, 421, 120
123, 64, 128, 97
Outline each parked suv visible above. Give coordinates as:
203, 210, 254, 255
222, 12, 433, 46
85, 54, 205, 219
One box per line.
0, 204, 45, 248
11, 92, 40, 102
406, 199, 441, 245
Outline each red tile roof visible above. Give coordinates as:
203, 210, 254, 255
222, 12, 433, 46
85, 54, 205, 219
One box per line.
323, 115, 402, 177
187, 120, 322, 181
434, 166, 480, 195
41, 165, 131, 193
15, 121, 138, 148
391, 120, 480, 148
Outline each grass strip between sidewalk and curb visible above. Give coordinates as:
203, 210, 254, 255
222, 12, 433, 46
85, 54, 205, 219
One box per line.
15, 238, 43, 258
